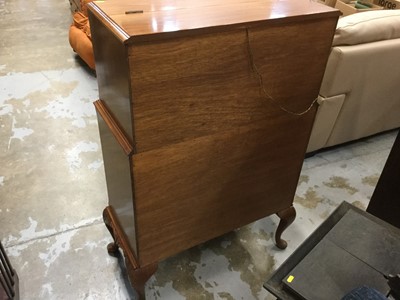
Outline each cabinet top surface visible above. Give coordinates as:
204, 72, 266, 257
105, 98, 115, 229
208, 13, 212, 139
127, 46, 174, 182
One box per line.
88, 0, 339, 42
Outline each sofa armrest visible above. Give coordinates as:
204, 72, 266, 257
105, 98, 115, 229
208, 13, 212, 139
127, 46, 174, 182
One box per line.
307, 94, 346, 153
320, 38, 400, 98
312, 38, 400, 151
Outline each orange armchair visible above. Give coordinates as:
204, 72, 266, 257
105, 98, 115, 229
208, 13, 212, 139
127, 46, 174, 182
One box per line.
69, 0, 95, 69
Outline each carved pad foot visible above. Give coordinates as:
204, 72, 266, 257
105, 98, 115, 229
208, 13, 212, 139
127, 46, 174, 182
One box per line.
126, 261, 158, 300
275, 206, 296, 249
103, 206, 158, 300
107, 242, 119, 255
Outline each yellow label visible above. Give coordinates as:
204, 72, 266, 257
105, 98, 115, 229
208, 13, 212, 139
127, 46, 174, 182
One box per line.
287, 275, 294, 283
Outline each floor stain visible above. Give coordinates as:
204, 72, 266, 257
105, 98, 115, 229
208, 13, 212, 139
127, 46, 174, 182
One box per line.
297, 175, 309, 185
208, 226, 275, 299
319, 210, 330, 220
150, 225, 275, 299
351, 200, 366, 210
294, 187, 323, 209
362, 174, 380, 187
323, 176, 359, 195
150, 246, 214, 299
218, 291, 236, 299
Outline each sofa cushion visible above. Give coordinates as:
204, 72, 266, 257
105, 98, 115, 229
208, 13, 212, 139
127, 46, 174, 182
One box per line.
333, 10, 400, 46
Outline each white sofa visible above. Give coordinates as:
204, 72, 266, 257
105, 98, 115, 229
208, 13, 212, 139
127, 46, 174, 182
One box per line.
307, 10, 400, 153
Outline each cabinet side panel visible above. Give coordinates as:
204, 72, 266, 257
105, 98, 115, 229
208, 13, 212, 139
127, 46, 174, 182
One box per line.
89, 11, 138, 254
96, 114, 137, 255
88, 11, 134, 141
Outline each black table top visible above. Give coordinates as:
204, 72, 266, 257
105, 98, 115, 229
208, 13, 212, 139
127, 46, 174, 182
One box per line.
264, 201, 400, 300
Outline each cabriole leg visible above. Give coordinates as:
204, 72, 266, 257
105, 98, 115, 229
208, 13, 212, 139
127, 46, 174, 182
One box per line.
103, 206, 158, 300
275, 206, 296, 249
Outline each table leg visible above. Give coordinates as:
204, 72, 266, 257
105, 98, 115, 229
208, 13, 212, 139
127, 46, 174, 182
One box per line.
275, 206, 296, 249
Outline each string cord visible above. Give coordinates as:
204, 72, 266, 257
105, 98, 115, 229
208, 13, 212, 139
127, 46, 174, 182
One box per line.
245, 28, 319, 116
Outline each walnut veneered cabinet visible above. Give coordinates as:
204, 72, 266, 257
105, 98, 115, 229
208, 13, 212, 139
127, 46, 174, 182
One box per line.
87, 0, 339, 298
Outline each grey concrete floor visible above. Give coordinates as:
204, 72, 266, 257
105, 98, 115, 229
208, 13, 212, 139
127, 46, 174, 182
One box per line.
0, 0, 398, 299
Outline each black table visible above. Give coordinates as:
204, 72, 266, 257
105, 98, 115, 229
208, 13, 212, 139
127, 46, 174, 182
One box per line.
367, 130, 400, 229
264, 201, 400, 300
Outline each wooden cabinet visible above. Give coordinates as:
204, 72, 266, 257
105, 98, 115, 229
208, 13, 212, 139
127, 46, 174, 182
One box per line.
87, 0, 339, 298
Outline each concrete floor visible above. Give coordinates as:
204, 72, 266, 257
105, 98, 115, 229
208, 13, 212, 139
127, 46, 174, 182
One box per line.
0, 0, 398, 299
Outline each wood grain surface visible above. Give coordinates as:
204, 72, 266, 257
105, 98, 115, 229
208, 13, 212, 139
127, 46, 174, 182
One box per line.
89, 0, 339, 42
129, 18, 335, 153
133, 116, 314, 265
